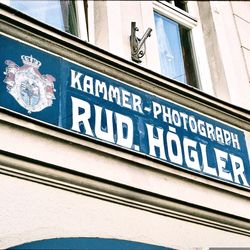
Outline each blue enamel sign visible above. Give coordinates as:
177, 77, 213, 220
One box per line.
1, 34, 250, 188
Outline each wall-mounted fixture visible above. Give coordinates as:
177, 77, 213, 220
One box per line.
130, 22, 152, 63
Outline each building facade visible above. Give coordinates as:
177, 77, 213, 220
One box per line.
0, 1, 250, 249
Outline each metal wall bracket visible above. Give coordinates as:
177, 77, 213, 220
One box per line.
130, 22, 152, 63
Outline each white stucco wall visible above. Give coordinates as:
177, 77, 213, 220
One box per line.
231, 1, 250, 81
199, 1, 250, 109
1, 173, 250, 250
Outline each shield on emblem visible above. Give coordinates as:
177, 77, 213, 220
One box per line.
3, 55, 56, 113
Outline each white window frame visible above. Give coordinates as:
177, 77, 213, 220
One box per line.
154, 1, 197, 28
87, 0, 95, 44
152, 1, 214, 94
75, 0, 88, 41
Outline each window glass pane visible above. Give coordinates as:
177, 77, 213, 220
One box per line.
9, 0, 78, 36
154, 12, 198, 87
179, 26, 199, 87
154, 12, 185, 83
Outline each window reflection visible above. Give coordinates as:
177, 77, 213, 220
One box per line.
154, 12, 198, 87
9, 0, 78, 36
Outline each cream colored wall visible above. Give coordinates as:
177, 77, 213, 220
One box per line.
1, 173, 250, 250
231, 1, 250, 88
198, 1, 250, 109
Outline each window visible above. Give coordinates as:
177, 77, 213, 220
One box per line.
3, 0, 88, 40
153, 1, 199, 88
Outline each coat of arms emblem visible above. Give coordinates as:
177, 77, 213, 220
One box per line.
3, 55, 56, 113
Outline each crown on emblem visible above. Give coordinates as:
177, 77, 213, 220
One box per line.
21, 55, 41, 68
